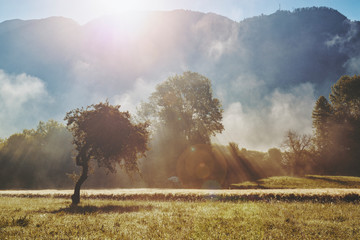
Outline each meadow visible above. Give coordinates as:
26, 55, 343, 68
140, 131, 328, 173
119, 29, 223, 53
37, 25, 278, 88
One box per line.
1, 185, 360, 239
231, 175, 360, 189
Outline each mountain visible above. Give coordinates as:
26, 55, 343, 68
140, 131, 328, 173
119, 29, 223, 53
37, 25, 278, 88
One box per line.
0, 7, 359, 149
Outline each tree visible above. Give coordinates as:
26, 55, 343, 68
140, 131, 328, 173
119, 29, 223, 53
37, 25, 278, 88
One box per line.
0, 120, 74, 189
312, 96, 337, 173
227, 142, 260, 181
282, 130, 314, 176
65, 101, 149, 205
310, 75, 360, 174
140, 71, 224, 145
329, 75, 360, 173
312, 96, 332, 151
138, 72, 224, 186
330, 75, 360, 122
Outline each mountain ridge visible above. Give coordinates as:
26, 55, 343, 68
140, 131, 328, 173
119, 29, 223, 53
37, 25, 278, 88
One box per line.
0, 7, 359, 149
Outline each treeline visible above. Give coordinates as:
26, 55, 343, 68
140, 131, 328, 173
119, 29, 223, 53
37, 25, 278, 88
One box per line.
277, 75, 360, 177
313, 75, 360, 175
0, 120, 286, 189
0, 120, 74, 189
0, 120, 146, 189
1, 72, 359, 189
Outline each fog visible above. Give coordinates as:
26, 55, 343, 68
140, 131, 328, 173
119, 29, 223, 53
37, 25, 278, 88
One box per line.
0, 70, 51, 136
213, 82, 315, 150
109, 79, 316, 151
0, 7, 359, 149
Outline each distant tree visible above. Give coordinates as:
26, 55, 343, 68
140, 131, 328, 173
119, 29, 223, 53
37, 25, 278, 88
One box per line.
312, 96, 332, 151
65, 101, 149, 205
312, 96, 335, 173
310, 75, 360, 174
140, 71, 224, 145
267, 148, 283, 163
138, 72, 224, 186
227, 142, 261, 181
330, 75, 360, 122
282, 130, 314, 176
0, 120, 74, 189
329, 75, 360, 173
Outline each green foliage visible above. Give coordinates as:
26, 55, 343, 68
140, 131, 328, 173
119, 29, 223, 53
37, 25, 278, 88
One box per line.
1, 196, 360, 239
65, 101, 149, 204
140, 71, 224, 145
65, 101, 149, 174
312, 75, 360, 175
138, 72, 224, 187
330, 75, 360, 121
0, 120, 74, 189
312, 96, 332, 151
0, 119, 148, 190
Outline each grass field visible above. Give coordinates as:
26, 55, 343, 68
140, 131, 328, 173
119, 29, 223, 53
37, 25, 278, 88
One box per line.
2, 176, 360, 239
231, 175, 360, 189
1, 188, 360, 239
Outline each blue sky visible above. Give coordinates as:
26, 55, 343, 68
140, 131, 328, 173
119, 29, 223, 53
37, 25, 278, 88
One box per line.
0, 0, 359, 24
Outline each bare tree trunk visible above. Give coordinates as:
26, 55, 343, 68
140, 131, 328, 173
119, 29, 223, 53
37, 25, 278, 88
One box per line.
71, 162, 88, 205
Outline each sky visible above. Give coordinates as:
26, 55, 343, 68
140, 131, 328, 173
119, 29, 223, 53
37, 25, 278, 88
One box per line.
0, 0, 359, 150
0, 0, 359, 24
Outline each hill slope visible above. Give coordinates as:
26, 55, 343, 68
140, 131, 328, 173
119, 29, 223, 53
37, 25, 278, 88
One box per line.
0, 7, 359, 148
232, 175, 360, 189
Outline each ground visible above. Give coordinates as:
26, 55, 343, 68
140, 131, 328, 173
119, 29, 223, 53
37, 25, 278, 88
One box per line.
1, 187, 360, 239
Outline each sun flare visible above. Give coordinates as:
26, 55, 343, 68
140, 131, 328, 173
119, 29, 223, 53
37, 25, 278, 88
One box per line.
88, 0, 159, 16
86, 0, 157, 37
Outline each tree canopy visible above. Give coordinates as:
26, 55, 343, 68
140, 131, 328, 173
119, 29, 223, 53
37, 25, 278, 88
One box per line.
140, 71, 224, 145
138, 72, 224, 187
312, 75, 360, 174
282, 130, 314, 176
312, 95, 332, 151
330, 75, 360, 122
65, 101, 149, 204
0, 120, 74, 189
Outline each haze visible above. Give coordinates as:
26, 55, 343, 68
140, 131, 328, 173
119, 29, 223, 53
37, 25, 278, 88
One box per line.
0, 1, 360, 151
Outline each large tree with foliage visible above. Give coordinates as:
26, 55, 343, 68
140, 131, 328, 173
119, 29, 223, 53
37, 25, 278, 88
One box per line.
312, 96, 332, 151
65, 101, 149, 205
329, 75, 360, 173
312, 75, 360, 174
330, 75, 360, 122
138, 72, 224, 186
312, 96, 334, 172
0, 120, 74, 189
140, 71, 224, 145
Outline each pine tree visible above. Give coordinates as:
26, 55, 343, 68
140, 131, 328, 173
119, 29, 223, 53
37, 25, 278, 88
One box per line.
312, 96, 332, 151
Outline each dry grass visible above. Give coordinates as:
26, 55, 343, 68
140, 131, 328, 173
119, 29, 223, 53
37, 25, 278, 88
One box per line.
232, 175, 360, 189
1, 195, 360, 239
1, 188, 360, 203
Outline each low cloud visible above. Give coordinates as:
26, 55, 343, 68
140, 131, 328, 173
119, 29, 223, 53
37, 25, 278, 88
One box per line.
326, 21, 358, 49
108, 76, 317, 152
0, 70, 50, 137
325, 21, 360, 75
344, 56, 360, 74
214, 83, 316, 151
112, 78, 159, 114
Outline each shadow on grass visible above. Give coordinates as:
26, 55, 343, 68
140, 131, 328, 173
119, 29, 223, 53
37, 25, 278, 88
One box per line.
306, 175, 352, 186
50, 204, 154, 214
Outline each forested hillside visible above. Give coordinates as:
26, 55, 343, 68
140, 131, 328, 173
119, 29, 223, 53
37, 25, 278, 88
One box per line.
0, 7, 359, 148
1, 7, 360, 189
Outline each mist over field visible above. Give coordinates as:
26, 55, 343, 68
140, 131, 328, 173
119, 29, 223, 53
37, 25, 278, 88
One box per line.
1, 6, 360, 191
0, 7, 359, 150
2, 3, 360, 239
